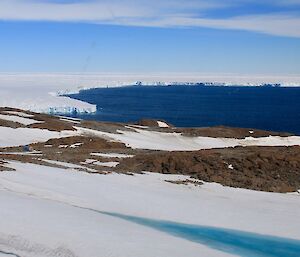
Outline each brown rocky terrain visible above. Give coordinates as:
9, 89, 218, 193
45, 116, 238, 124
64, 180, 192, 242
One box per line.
117, 146, 300, 192
136, 119, 292, 138
176, 126, 292, 138
137, 119, 172, 128
29, 116, 76, 131
0, 160, 15, 171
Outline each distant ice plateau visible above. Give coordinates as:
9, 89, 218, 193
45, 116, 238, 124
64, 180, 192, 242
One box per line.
0, 73, 300, 115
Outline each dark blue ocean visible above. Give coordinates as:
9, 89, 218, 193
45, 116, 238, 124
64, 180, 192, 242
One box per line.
67, 86, 300, 135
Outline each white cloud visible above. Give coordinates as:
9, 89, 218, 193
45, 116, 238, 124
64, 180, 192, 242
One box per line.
276, 0, 300, 6
135, 14, 300, 38
0, 0, 146, 21
0, 0, 300, 38
0, 0, 221, 21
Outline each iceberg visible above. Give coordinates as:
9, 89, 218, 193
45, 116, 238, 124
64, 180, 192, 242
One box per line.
0, 74, 96, 114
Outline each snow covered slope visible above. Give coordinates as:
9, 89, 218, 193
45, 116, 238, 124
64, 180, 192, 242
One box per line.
0, 161, 299, 257
77, 127, 300, 151
0, 127, 77, 147
0, 113, 43, 125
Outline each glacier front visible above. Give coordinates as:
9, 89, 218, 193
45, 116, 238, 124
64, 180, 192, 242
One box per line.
1, 72, 300, 115
0, 73, 97, 114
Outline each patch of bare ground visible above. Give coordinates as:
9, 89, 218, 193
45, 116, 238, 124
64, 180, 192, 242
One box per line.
80, 120, 132, 134
1, 154, 54, 167
0, 151, 99, 173
0, 107, 35, 116
132, 120, 293, 137
175, 126, 293, 138
0, 132, 136, 174
0, 107, 75, 131
0, 119, 24, 128
165, 179, 203, 186
33, 136, 126, 151
28, 114, 76, 131
0, 160, 15, 172
117, 146, 300, 193
29, 136, 130, 172
136, 119, 172, 128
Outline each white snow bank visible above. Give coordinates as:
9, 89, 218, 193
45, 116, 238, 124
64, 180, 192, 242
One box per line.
0, 127, 77, 147
0, 114, 43, 126
0, 162, 235, 257
40, 159, 98, 173
83, 159, 119, 167
40, 159, 84, 169
90, 152, 134, 158
0, 161, 299, 257
77, 127, 300, 151
70, 143, 83, 148
58, 145, 68, 148
94, 161, 119, 167
57, 143, 82, 149
240, 136, 300, 147
3, 111, 34, 118
0, 151, 42, 156
59, 117, 81, 124
157, 120, 170, 128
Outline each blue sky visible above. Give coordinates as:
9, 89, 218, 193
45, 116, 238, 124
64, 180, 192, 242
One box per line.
0, 0, 300, 74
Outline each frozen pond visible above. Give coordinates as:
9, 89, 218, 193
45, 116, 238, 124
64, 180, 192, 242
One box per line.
99, 211, 300, 257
